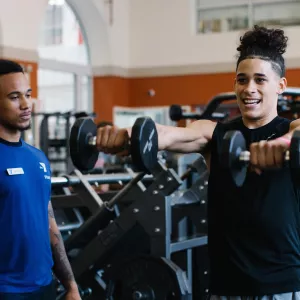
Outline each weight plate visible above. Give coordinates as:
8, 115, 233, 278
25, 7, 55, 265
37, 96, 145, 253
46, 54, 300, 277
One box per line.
290, 130, 300, 186
221, 130, 247, 187
106, 256, 191, 300
130, 117, 159, 174
69, 117, 98, 171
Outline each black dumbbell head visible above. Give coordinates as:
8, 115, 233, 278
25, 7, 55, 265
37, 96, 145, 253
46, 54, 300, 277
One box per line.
221, 130, 247, 187
130, 117, 159, 174
69, 117, 98, 171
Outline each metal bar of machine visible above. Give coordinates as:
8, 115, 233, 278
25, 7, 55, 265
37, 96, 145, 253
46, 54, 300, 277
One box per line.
51, 172, 153, 187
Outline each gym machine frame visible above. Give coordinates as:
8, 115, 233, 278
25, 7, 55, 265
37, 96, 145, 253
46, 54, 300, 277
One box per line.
63, 157, 209, 299
51, 171, 153, 232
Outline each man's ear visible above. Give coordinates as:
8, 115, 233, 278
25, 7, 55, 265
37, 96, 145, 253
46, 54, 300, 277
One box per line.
277, 77, 287, 94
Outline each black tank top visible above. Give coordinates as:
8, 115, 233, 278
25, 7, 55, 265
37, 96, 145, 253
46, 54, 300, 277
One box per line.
208, 116, 300, 296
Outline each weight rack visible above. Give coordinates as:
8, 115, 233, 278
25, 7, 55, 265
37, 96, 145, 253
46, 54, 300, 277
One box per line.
58, 156, 209, 300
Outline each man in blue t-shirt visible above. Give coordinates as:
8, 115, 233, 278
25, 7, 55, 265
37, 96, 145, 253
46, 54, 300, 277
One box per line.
0, 59, 81, 300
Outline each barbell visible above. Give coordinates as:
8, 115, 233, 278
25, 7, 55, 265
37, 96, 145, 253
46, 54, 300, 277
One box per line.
221, 130, 300, 186
69, 117, 159, 174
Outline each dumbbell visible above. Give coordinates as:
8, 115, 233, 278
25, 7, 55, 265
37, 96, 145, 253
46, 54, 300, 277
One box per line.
69, 117, 159, 174
221, 130, 300, 187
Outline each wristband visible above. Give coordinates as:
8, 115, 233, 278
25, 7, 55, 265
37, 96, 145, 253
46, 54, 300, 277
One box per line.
276, 136, 291, 146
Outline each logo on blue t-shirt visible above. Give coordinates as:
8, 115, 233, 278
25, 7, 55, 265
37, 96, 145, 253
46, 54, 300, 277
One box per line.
39, 162, 50, 180
39, 162, 47, 172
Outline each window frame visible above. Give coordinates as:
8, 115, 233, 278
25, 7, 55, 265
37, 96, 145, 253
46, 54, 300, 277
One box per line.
195, 0, 300, 34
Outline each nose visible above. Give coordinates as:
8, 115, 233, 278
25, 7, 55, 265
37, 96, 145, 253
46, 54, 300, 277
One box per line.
244, 80, 257, 94
19, 94, 31, 110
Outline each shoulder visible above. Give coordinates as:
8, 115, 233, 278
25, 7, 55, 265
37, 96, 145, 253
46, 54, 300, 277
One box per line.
207, 117, 244, 155
22, 142, 50, 164
214, 116, 243, 132
273, 116, 292, 136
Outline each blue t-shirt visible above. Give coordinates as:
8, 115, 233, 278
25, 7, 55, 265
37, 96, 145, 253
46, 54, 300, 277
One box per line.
0, 138, 53, 293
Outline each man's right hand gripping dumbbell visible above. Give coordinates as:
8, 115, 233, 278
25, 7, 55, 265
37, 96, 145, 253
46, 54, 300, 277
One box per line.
96, 125, 131, 156
95, 120, 215, 156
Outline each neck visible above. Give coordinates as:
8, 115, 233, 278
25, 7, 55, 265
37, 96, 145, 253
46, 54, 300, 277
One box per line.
242, 112, 278, 129
0, 126, 21, 142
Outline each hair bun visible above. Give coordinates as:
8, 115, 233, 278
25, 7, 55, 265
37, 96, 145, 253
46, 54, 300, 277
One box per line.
237, 25, 288, 55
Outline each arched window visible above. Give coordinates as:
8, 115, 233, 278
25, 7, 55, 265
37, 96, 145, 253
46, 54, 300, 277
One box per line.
38, 0, 92, 114
37, 0, 93, 175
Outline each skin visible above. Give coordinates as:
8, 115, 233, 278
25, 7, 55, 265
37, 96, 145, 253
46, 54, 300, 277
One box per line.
234, 58, 286, 129
96, 57, 300, 173
235, 58, 289, 172
0, 72, 32, 142
48, 203, 81, 300
0, 72, 81, 299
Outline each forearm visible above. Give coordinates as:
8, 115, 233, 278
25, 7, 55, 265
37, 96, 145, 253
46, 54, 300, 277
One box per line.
48, 204, 77, 291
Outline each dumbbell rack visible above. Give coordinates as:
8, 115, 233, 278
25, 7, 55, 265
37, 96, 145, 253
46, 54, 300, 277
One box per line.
62, 157, 209, 300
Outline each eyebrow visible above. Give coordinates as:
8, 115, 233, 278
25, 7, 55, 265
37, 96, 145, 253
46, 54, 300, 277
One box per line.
7, 89, 32, 97
237, 73, 267, 77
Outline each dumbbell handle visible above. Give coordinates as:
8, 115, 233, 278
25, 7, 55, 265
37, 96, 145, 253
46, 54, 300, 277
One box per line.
87, 135, 130, 152
239, 150, 290, 162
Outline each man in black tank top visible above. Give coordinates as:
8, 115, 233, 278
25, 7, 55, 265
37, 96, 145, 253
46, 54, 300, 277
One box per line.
208, 116, 300, 297
203, 25, 300, 298
96, 26, 300, 299
203, 26, 300, 298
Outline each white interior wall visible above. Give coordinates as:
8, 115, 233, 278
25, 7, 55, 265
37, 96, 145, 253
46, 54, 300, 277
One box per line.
129, 0, 300, 71
0, 0, 299, 73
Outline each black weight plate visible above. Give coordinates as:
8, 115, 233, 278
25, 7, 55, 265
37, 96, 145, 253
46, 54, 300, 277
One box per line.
69, 117, 98, 171
130, 117, 159, 174
290, 130, 300, 186
106, 256, 190, 300
169, 105, 182, 121
221, 130, 247, 187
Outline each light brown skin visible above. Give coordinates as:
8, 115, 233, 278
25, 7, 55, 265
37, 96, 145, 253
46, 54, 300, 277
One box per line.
235, 59, 290, 173
48, 203, 81, 300
0, 72, 81, 299
0, 72, 33, 142
97, 58, 300, 172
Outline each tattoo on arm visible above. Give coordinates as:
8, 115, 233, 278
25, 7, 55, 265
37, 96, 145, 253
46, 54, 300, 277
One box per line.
48, 203, 76, 289
51, 229, 75, 285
